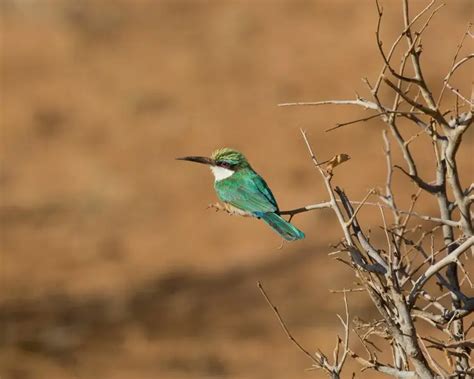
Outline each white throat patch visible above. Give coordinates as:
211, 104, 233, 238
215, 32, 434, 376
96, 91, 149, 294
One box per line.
210, 166, 235, 181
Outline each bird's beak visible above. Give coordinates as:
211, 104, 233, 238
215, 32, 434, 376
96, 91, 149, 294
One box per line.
176, 156, 215, 165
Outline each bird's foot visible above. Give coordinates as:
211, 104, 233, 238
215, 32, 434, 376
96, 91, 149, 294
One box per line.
207, 202, 235, 215
207, 202, 226, 212
207, 202, 247, 217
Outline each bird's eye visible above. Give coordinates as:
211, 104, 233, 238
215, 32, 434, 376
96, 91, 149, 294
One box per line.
220, 162, 231, 169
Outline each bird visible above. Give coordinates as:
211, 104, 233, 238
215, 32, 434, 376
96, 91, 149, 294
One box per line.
177, 148, 305, 241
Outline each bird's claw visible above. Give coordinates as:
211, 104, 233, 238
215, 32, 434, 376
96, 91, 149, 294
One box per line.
207, 202, 224, 212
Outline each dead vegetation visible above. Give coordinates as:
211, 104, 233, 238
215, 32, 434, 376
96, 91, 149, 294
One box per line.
263, 1, 473, 377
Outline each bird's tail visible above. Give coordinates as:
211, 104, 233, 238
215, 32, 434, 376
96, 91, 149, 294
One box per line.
260, 213, 305, 241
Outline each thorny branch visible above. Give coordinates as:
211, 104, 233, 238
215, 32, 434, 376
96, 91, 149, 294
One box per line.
257, 282, 322, 367
265, 1, 473, 378
258, 281, 351, 379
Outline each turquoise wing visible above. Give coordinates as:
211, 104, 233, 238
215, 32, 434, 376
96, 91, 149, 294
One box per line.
215, 169, 279, 214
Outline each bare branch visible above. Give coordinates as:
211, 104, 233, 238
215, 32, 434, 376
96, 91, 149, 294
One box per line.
325, 112, 383, 132
437, 20, 473, 108
257, 282, 322, 367
402, 0, 441, 114
275, 3, 471, 377
278, 99, 379, 110
408, 237, 474, 306
278, 201, 332, 218
345, 189, 376, 227
398, 210, 461, 228
417, 336, 450, 378
335, 292, 350, 372
449, 53, 474, 78
258, 282, 352, 378
446, 83, 473, 107
278, 199, 392, 220
372, 0, 437, 95
375, 0, 438, 87
349, 349, 417, 378
335, 187, 388, 273
394, 164, 440, 194
300, 129, 354, 246
384, 77, 448, 127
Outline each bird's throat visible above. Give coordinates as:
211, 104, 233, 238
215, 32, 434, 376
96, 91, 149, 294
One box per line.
210, 166, 235, 181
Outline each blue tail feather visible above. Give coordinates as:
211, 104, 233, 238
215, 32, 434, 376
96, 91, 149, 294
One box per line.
259, 213, 305, 241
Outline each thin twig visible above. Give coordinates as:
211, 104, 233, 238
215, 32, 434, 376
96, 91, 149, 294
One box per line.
398, 210, 461, 228
325, 113, 383, 132
408, 237, 474, 306
257, 282, 321, 366
278, 201, 332, 217
446, 84, 473, 106
278, 99, 379, 110
437, 20, 473, 108
345, 189, 376, 227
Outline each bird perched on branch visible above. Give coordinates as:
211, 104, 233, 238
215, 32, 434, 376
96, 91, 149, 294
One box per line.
177, 148, 305, 241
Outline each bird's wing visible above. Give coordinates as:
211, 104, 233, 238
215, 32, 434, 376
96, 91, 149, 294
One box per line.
215, 170, 279, 214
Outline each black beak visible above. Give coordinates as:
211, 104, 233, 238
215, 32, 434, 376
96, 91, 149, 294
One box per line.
176, 156, 215, 165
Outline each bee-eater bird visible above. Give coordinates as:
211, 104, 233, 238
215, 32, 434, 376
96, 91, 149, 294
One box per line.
177, 148, 305, 241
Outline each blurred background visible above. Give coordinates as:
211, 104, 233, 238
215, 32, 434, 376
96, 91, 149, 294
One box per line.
1, 1, 472, 378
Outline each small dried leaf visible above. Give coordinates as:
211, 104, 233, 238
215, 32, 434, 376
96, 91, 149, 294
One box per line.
326, 153, 351, 173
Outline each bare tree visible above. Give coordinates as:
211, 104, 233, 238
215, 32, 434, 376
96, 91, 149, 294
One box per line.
260, 1, 473, 378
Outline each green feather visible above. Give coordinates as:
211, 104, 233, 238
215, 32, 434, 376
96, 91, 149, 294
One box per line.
214, 167, 304, 241
260, 213, 305, 241
215, 168, 278, 213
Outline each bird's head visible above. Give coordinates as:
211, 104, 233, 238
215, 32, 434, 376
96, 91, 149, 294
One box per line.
177, 147, 250, 181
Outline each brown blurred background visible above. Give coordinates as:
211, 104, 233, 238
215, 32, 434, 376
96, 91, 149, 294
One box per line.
1, 1, 472, 378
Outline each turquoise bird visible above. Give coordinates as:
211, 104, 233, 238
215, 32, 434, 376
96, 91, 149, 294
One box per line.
177, 148, 305, 241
